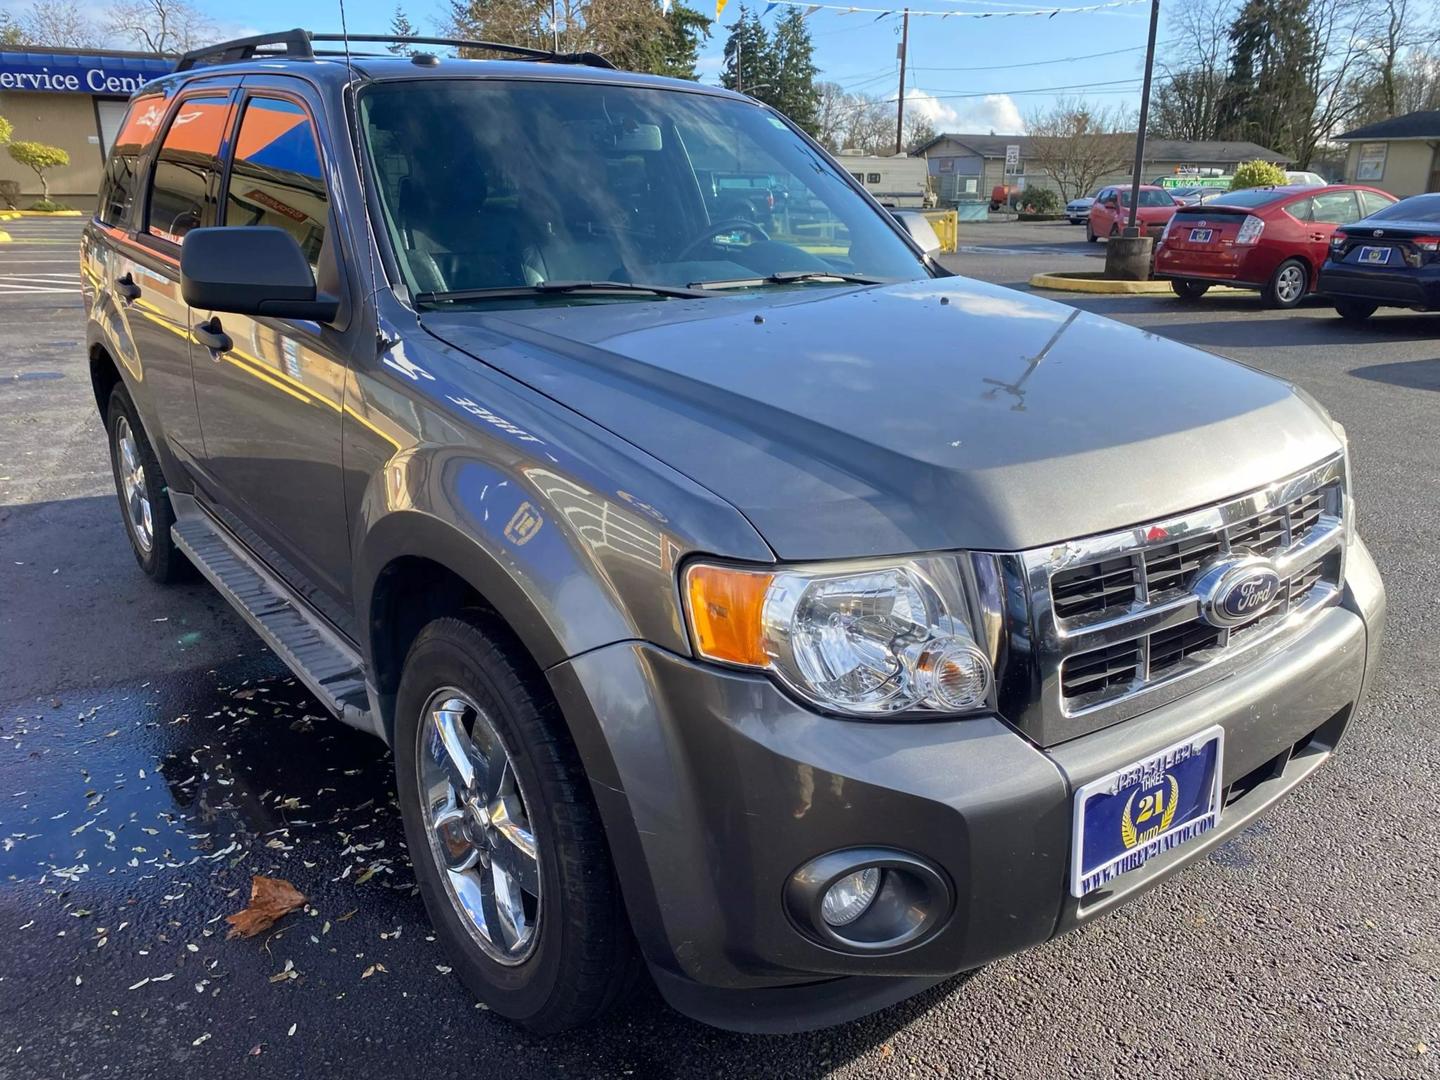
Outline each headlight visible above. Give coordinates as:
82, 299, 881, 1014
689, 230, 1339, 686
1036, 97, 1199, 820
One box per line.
683, 558, 994, 717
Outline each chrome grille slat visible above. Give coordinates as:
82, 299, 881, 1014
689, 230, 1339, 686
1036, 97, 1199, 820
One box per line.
1012, 455, 1348, 743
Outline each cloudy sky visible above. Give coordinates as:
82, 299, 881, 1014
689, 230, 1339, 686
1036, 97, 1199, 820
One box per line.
200, 0, 1158, 136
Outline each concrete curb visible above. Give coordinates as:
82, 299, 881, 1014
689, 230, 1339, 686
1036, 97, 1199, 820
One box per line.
0, 231, 11, 243
1029, 272, 1247, 296
8, 209, 83, 217
0, 212, 18, 222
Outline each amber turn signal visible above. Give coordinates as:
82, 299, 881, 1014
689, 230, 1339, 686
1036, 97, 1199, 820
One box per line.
683, 563, 773, 668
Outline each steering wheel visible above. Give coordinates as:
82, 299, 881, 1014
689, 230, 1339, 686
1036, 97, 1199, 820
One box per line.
677, 219, 771, 263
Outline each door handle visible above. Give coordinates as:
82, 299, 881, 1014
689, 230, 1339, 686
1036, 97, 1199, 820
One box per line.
193, 316, 233, 357
116, 272, 141, 303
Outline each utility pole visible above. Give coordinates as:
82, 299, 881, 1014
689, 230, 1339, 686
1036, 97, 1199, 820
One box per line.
1125, 0, 1160, 233
894, 9, 909, 155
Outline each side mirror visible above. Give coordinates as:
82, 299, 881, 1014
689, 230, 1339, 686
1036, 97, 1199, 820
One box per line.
890, 209, 942, 257
181, 226, 339, 323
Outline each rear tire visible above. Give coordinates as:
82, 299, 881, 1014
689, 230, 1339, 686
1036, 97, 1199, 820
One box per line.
105, 383, 187, 583
1087, 222, 1097, 243
1333, 298, 1378, 322
1170, 279, 1211, 302
394, 615, 638, 1033
1263, 258, 1309, 309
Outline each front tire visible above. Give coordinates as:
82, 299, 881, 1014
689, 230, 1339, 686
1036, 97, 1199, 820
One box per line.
105, 383, 186, 583
1170, 279, 1211, 302
1263, 258, 1309, 309
1087, 222, 1097, 243
1333, 298, 1378, 322
394, 615, 637, 1033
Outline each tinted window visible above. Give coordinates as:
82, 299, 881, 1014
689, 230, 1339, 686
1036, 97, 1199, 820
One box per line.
359, 80, 926, 300
98, 93, 165, 227
866, 172, 881, 184
1359, 190, 1404, 218
147, 95, 231, 244
224, 97, 329, 272
1119, 189, 1175, 207
1309, 190, 1361, 224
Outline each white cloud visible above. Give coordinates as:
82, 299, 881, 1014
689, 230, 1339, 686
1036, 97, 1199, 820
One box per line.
904, 89, 1025, 135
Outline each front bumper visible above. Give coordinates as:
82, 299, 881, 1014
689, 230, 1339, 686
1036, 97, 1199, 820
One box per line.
546, 538, 1386, 1033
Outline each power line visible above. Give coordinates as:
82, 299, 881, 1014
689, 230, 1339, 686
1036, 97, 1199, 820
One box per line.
908, 39, 1175, 72
889, 75, 1144, 101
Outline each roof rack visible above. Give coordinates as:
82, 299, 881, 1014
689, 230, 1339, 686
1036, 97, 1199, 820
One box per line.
175, 28, 614, 73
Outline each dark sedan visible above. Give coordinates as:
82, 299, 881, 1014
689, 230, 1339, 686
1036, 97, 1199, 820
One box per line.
1318, 192, 1440, 321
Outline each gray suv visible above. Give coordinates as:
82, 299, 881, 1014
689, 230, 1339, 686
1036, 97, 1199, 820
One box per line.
83, 29, 1386, 1034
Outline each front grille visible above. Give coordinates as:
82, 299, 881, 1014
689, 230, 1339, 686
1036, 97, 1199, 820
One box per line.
1020, 456, 1348, 737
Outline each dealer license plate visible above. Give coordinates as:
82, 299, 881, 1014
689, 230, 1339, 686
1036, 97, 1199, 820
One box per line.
1188, 228, 1213, 243
1070, 726, 1224, 897
1358, 245, 1391, 265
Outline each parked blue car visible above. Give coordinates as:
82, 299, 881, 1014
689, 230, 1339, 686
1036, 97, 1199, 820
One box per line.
1319, 192, 1440, 321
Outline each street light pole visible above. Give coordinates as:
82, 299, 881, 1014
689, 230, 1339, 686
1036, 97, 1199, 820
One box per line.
1125, 0, 1161, 234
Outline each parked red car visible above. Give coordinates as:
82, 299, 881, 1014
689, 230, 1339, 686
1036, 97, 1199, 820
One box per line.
1086, 185, 1180, 242
1154, 184, 1397, 307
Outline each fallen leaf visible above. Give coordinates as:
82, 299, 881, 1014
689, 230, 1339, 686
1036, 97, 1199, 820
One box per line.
361, 963, 387, 978
287, 1024, 297, 1037
225, 875, 306, 940
192, 1033, 211, 1047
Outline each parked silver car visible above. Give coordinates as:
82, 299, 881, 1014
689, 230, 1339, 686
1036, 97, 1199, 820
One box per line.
1066, 194, 1095, 223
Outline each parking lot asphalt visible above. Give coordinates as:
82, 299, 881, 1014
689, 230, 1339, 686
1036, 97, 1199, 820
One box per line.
1, 215, 1437, 1079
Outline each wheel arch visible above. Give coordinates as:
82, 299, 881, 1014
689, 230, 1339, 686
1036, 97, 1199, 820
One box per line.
357, 512, 573, 744
89, 341, 123, 417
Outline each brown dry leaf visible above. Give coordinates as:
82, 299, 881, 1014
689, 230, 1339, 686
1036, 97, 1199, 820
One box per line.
225, 875, 306, 940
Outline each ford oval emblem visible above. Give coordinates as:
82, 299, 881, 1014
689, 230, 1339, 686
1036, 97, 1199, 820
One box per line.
1195, 556, 1282, 628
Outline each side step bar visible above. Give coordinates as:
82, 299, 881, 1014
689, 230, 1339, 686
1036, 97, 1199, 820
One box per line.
170, 501, 378, 737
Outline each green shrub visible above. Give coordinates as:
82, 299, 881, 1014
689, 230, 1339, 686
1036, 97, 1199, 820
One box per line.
7, 140, 70, 202
1018, 187, 1062, 214
1229, 160, 1288, 191
0, 115, 12, 146
28, 198, 72, 212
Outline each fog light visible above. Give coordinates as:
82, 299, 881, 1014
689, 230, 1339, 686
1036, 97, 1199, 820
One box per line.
820, 866, 881, 927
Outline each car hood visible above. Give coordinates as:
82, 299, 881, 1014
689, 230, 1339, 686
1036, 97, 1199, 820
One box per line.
421, 278, 1341, 560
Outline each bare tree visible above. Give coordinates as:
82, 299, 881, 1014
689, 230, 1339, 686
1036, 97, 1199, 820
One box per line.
10, 0, 101, 47
1294, 0, 1373, 167
1025, 97, 1133, 201
107, 0, 215, 53
1151, 0, 1233, 141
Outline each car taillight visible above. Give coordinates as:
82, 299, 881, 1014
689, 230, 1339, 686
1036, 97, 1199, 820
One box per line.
1415, 236, 1440, 252
1329, 232, 1346, 250
767, 192, 775, 211
1159, 217, 1174, 242
1235, 215, 1265, 245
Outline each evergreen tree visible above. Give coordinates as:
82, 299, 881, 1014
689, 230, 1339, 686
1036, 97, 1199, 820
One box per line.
720, 7, 776, 100
389, 5, 420, 52
771, 8, 819, 134
1217, 0, 1318, 157
654, 4, 712, 80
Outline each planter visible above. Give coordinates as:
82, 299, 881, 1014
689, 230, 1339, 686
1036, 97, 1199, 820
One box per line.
1016, 213, 1065, 222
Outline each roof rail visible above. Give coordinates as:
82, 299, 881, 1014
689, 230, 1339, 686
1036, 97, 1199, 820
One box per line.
176, 29, 314, 72
175, 28, 614, 73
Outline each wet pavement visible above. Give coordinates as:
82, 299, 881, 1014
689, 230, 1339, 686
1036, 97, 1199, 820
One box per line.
2, 215, 1438, 1078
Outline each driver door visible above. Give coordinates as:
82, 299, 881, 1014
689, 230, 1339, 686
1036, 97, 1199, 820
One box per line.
188, 79, 357, 633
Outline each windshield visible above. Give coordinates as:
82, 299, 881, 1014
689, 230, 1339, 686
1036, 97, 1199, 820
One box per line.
359, 79, 928, 304
1366, 193, 1440, 223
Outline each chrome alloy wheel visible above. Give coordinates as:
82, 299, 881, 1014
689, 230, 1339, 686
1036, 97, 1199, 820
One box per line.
418, 688, 542, 965
1274, 263, 1305, 305
115, 415, 153, 553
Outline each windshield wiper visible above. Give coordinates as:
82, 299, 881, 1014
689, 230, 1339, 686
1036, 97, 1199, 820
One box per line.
414, 280, 710, 304
689, 270, 885, 290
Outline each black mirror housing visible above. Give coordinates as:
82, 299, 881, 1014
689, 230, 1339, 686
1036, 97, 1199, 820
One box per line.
181, 226, 339, 323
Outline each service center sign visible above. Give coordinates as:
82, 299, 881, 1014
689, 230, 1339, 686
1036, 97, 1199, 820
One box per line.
0, 50, 174, 95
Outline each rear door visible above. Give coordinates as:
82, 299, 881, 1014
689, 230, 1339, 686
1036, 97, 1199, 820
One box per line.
188, 77, 356, 630
1299, 189, 1363, 263
121, 84, 239, 469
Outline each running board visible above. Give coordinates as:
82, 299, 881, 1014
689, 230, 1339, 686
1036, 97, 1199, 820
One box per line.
170, 502, 377, 736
